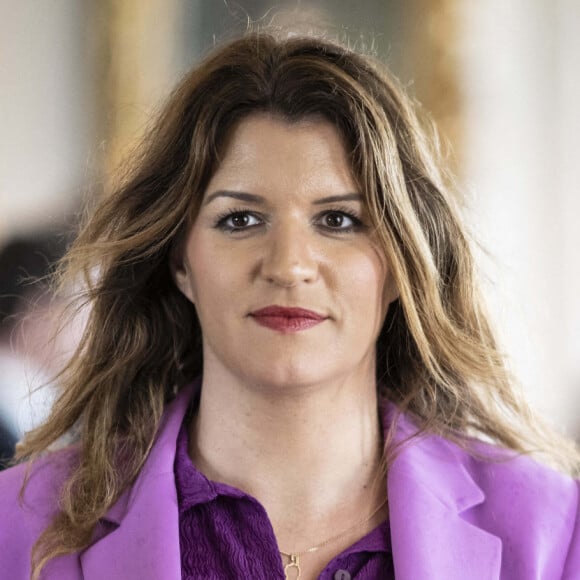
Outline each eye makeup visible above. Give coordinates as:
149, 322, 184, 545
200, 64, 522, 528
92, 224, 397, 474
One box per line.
212, 204, 366, 235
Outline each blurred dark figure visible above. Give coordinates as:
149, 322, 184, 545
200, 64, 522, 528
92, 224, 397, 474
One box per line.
0, 418, 16, 470
0, 233, 69, 469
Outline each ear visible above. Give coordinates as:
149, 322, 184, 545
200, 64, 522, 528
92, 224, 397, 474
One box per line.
170, 245, 195, 304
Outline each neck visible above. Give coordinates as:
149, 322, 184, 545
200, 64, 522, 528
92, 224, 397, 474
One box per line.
188, 367, 387, 550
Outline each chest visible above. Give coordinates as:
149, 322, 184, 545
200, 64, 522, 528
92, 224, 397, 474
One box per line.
178, 497, 393, 580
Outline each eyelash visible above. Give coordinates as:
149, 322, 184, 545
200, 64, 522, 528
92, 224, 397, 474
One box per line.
213, 205, 365, 235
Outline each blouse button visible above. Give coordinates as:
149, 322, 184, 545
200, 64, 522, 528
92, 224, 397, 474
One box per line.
334, 571, 351, 580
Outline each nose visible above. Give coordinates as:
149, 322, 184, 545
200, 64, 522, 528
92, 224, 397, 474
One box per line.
259, 219, 319, 287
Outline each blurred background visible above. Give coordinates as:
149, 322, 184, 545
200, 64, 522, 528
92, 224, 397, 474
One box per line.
1, 0, 579, 462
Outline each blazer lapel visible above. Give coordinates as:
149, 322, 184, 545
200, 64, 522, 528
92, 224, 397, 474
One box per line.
385, 406, 502, 580
80, 379, 199, 580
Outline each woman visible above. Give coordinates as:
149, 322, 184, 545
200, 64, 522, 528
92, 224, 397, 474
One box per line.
0, 31, 578, 580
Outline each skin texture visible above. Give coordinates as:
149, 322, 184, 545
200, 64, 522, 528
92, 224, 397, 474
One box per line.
173, 113, 396, 577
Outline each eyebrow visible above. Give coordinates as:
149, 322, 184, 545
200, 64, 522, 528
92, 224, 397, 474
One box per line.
203, 190, 364, 206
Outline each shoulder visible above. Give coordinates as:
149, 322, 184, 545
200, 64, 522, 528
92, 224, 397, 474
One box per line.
463, 438, 578, 515
0, 448, 77, 577
388, 404, 578, 519
387, 405, 580, 576
454, 437, 580, 576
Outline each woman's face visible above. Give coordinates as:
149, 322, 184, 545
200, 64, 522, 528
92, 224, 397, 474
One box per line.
174, 113, 397, 391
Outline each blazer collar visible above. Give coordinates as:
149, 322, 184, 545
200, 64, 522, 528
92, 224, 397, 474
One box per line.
385, 404, 502, 580
80, 379, 502, 580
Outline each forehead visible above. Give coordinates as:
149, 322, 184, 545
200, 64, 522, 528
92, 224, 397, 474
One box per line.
207, 113, 359, 197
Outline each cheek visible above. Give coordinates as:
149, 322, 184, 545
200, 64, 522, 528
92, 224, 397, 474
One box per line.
184, 236, 240, 306
347, 248, 391, 320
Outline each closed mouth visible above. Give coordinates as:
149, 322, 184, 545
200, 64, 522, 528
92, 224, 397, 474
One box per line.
250, 305, 327, 320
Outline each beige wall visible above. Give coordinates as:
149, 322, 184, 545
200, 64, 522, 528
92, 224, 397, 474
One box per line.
0, 1, 94, 241
459, 0, 580, 435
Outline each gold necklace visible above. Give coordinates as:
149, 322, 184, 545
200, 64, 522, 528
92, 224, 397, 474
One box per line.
279, 496, 388, 580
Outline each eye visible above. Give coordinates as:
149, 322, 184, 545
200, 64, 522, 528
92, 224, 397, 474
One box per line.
214, 209, 263, 232
320, 210, 361, 232
324, 211, 352, 228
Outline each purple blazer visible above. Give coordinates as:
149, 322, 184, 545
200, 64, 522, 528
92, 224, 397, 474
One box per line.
0, 379, 578, 579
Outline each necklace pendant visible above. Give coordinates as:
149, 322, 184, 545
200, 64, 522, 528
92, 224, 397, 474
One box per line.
283, 553, 301, 580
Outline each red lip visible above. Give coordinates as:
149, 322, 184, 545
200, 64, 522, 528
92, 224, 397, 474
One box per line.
250, 305, 328, 333
250, 306, 327, 320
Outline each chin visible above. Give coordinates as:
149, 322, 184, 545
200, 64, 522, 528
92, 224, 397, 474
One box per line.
239, 362, 338, 393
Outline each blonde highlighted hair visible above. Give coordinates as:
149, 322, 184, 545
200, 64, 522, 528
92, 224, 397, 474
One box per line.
16, 30, 580, 578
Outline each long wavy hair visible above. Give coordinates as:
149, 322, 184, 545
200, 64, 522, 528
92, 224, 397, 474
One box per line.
16, 31, 580, 578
